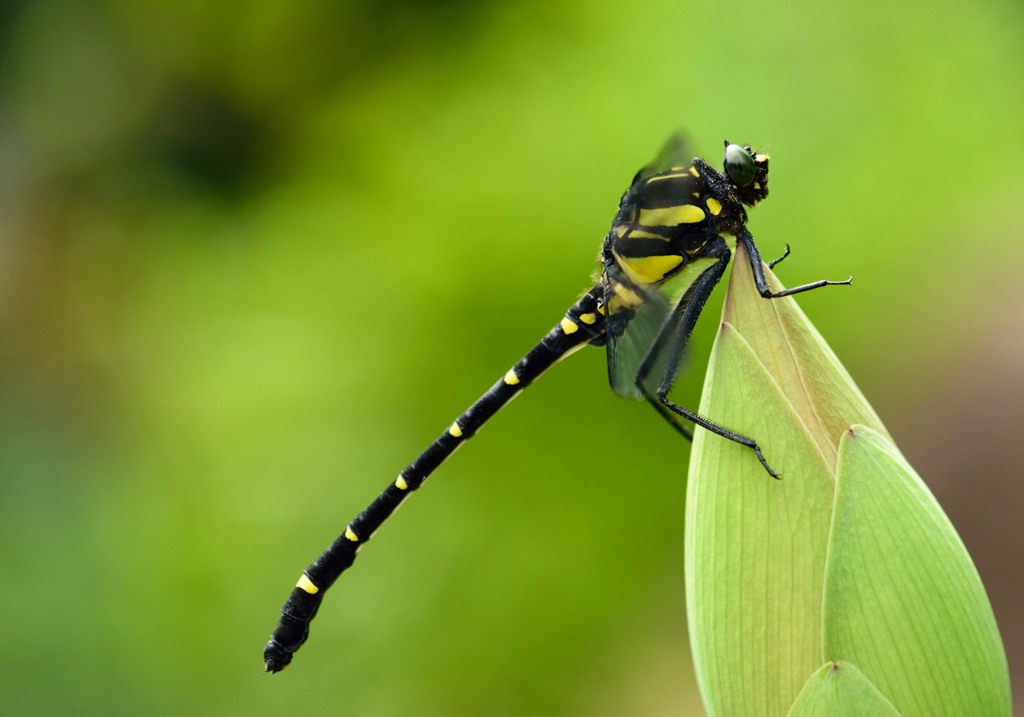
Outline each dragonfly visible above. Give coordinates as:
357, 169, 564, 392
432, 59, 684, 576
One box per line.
263, 136, 851, 672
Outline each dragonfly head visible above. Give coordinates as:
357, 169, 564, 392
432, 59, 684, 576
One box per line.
723, 141, 769, 207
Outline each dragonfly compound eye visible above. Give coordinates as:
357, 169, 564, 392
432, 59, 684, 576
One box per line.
723, 142, 757, 188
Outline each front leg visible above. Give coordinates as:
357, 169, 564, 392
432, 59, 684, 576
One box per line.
738, 229, 852, 299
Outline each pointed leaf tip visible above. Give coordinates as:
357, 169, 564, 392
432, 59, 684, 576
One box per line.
787, 661, 902, 717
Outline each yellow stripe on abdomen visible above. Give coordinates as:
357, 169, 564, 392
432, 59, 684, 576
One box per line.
296, 574, 319, 594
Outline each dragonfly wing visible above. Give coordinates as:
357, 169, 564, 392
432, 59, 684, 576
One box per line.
604, 265, 672, 400
630, 132, 694, 186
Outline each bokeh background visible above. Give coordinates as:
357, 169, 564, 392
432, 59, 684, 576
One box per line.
2, 0, 1022, 714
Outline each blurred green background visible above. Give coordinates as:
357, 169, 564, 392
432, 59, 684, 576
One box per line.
1, 0, 1022, 714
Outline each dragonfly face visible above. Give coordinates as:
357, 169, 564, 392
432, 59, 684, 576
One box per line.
723, 142, 770, 207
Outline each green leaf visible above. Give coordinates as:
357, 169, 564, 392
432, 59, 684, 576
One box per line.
823, 426, 1010, 715
685, 243, 1010, 716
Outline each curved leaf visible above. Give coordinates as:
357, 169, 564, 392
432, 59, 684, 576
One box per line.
685, 243, 1010, 716
823, 426, 1010, 716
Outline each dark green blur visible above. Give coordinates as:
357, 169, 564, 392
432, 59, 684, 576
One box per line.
1, 0, 1022, 714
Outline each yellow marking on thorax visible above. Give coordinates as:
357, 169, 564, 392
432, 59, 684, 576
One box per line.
395, 476, 409, 490
621, 228, 670, 241
344, 527, 360, 542
638, 204, 705, 227
578, 312, 597, 325
560, 317, 579, 334
706, 198, 722, 216
645, 171, 690, 183
689, 166, 699, 177
617, 254, 684, 284
448, 421, 463, 438
504, 368, 520, 386
296, 574, 319, 594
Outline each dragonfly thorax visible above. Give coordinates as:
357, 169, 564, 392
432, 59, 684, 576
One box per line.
605, 161, 734, 288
